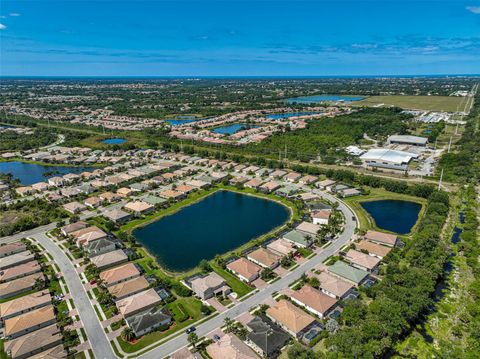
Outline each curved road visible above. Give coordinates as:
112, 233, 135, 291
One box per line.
0, 191, 355, 359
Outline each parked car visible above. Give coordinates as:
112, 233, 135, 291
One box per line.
185, 326, 196, 334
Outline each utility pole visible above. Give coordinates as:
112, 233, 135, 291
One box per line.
448, 136, 452, 153
284, 144, 287, 162
438, 168, 444, 190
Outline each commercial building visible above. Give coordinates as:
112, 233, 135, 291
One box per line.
360, 148, 418, 171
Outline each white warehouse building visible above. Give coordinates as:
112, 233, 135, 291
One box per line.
387, 135, 428, 147
360, 148, 418, 172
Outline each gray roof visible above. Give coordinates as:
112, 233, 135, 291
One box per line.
247, 316, 290, 357
283, 230, 311, 247
85, 238, 115, 251
388, 135, 428, 145
126, 307, 172, 335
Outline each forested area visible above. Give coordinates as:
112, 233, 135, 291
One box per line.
438, 93, 480, 182
0, 127, 57, 151
326, 190, 450, 357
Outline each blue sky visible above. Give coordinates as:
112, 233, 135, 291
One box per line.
1, 1, 480, 76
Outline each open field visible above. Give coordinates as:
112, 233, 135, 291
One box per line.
355, 95, 465, 112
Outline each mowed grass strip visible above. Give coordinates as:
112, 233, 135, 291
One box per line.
355, 95, 464, 112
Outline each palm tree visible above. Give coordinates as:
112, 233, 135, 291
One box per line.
187, 332, 199, 348
122, 327, 135, 341
224, 317, 235, 333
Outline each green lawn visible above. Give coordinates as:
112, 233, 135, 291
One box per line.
354, 95, 464, 112
117, 297, 204, 353
211, 263, 253, 298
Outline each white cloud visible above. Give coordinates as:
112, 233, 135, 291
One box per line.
0, 23, 6, 30
9, 13, 20, 17
466, 6, 480, 14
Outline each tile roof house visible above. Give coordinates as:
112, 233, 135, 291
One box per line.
0, 242, 26, 258
71, 226, 108, 246
190, 272, 231, 300
4, 305, 56, 339
29, 343, 66, 359
60, 221, 88, 237
345, 249, 381, 273
0, 251, 34, 270
0, 260, 41, 283
62, 201, 86, 214
246, 316, 290, 358
124, 201, 155, 216
99, 192, 121, 203
125, 306, 172, 337
91, 249, 128, 270
266, 238, 296, 257
84, 196, 103, 208
85, 238, 116, 257
171, 348, 202, 359
312, 209, 331, 225
102, 208, 133, 224
327, 261, 369, 286
290, 285, 338, 319
296, 221, 320, 236
116, 288, 162, 318
282, 230, 313, 248
284, 172, 301, 182
259, 181, 281, 193
244, 178, 263, 190
206, 333, 258, 359
108, 276, 150, 301
266, 299, 316, 338
100, 263, 141, 287
227, 258, 262, 283
298, 175, 318, 185
4, 324, 63, 359
0, 273, 44, 300
0, 290, 51, 322
159, 189, 186, 200
364, 230, 398, 247
316, 271, 353, 299
355, 239, 392, 259
247, 248, 281, 269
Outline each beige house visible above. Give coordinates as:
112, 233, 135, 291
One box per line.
206, 333, 258, 359
290, 285, 338, 319
247, 248, 281, 269
100, 263, 141, 287
190, 272, 231, 300
108, 276, 150, 301
0, 290, 51, 322
227, 258, 262, 283
267, 299, 316, 338
124, 201, 155, 216
4, 305, 56, 339
116, 288, 162, 318
4, 324, 62, 359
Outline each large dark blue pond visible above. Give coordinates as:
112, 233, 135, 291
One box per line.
286, 95, 364, 104
0, 161, 95, 185
361, 199, 421, 234
133, 190, 290, 271
267, 112, 320, 120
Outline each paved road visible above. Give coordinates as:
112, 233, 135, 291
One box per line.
34, 232, 117, 359
139, 192, 356, 359
0, 189, 354, 359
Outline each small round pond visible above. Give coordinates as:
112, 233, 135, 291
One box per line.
133, 190, 290, 272
361, 199, 421, 234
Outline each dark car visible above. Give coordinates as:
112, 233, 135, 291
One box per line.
185, 326, 196, 334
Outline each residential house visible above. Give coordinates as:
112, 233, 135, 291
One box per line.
85, 238, 117, 257
296, 221, 320, 236
0, 251, 34, 270
4, 324, 63, 359
298, 175, 318, 185
100, 263, 141, 287
284, 172, 301, 183
0, 243, 26, 258
108, 276, 150, 301
311, 210, 331, 225
124, 201, 155, 216
62, 201, 86, 215
226, 258, 262, 283
206, 333, 258, 359
266, 239, 296, 257
316, 179, 336, 191
247, 248, 281, 269
47, 177, 64, 187
84, 196, 103, 209
125, 307, 172, 337
102, 208, 132, 224
246, 316, 290, 358
244, 178, 263, 190
327, 261, 369, 286
315, 271, 353, 299
0, 260, 41, 283
290, 285, 337, 319
364, 230, 398, 247
0, 273, 44, 300
4, 305, 56, 339
60, 221, 88, 237
259, 181, 281, 193
344, 249, 381, 273
91, 249, 128, 270
117, 187, 134, 197
0, 290, 51, 322
355, 240, 392, 259
116, 288, 162, 318
159, 189, 185, 201
282, 230, 313, 248
266, 299, 316, 338
190, 272, 231, 300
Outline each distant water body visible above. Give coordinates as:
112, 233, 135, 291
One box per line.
286, 95, 365, 104
267, 112, 320, 119
211, 123, 259, 135
0, 161, 95, 185
102, 138, 126, 145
